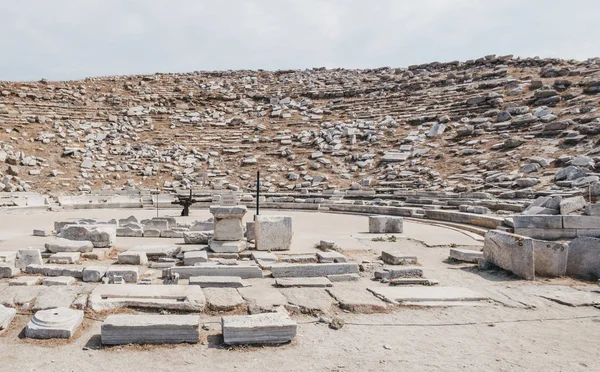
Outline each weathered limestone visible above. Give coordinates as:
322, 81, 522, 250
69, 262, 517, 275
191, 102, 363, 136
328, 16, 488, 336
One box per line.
0, 251, 17, 265
533, 239, 568, 277
188, 276, 250, 288
210, 206, 247, 240
208, 239, 246, 253
0, 304, 16, 333
221, 313, 297, 345
116, 226, 143, 237
567, 237, 600, 280
43, 276, 76, 286
281, 288, 335, 314
88, 285, 206, 312
129, 245, 180, 260
369, 216, 404, 233
101, 315, 200, 345
254, 215, 293, 251
202, 288, 246, 312
15, 249, 42, 269
326, 288, 388, 313
316, 251, 347, 263
60, 224, 116, 248
0, 263, 19, 278
275, 277, 333, 288
170, 265, 263, 279
32, 287, 80, 310
48, 252, 80, 264
117, 251, 148, 265
483, 230, 535, 280
184, 251, 208, 266
449, 249, 483, 263
183, 231, 213, 244
25, 307, 84, 339
106, 266, 139, 283
82, 266, 108, 282
368, 287, 488, 304
270, 263, 359, 278
238, 287, 287, 313
560, 196, 587, 214
381, 250, 418, 265
45, 238, 94, 253
251, 251, 278, 262
9, 276, 40, 286
374, 267, 423, 280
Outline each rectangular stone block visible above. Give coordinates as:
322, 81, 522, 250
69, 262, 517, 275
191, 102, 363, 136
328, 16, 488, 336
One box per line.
118, 251, 148, 265
255, 215, 292, 251
316, 251, 347, 263
374, 266, 423, 280
0, 251, 17, 264
101, 315, 200, 345
221, 313, 297, 345
483, 230, 535, 280
184, 251, 208, 266
584, 204, 600, 216
560, 196, 586, 214
16, 249, 42, 269
369, 216, 404, 233
60, 224, 116, 248
275, 277, 333, 288
368, 287, 488, 304
43, 276, 76, 286
0, 305, 16, 333
270, 263, 359, 278
106, 266, 139, 283
170, 265, 263, 279
567, 237, 600, 280
449, 249, 483, 263
381, 250, 418, 265
208, 239, 246, 253
0, 263, 19, 278
88, 285, 206, 312
512, 215, 563, 229
82, 266, 108, 282
563, 216, 600, 229
532, 239, 568, 277
48, 252, 80, 264
513, 228, 577, 240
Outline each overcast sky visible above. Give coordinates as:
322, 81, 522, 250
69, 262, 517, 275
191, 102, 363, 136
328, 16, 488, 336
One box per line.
0, 0, 598, 81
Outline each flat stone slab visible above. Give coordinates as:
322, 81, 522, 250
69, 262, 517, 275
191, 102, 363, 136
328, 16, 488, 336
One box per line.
389, 278, 440, 286
208, 239, 246, 253
129, 245, 181, 259
483, 230, 535, 280
275, 277, 333, 288
202, 288, 246, 312
251, 251, 278, 262
271, 263, 359, 278
221, 312, 297, 345
367, 287, 488, 304
9, 276, 41, 286
326, 288, 388, 313
32, 287, 80, 311
43, 276, 76, 286
316, 251, 347, 263
281, 288, 335, 314
449, 249, 483, 263
25, 307, 84, 339
170, 265, 262, 279
519, 285, 600, 307
101, 315, 200, 345
328, 273, 360, 282
0, 304, 16, 333
374, 267, 423, 280
188, 276, 250, 288
48, 252, 81, 264
381, 250, 418, 265
45, 238, 94, 253
238, 287, 287, 313
88, 285, 206, 312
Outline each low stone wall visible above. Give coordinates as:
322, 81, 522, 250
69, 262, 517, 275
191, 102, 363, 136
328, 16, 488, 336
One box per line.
424, 210, 505, 229
514, 215, 600, 240
327, 204, 416, 217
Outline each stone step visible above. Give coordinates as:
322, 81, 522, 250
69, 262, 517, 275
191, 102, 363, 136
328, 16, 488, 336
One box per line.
221, 312, 297, 345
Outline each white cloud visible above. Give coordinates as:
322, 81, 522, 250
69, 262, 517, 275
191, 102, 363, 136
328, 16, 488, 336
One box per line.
0, 0, 598, 80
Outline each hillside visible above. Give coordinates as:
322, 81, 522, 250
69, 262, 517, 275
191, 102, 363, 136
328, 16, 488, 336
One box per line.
1, 55, 599, 198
